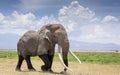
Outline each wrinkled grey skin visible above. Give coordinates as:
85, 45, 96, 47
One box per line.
17, 30, 52, 57
16, 24, 69, 72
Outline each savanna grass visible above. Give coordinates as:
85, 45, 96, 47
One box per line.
0, 50, 120, 64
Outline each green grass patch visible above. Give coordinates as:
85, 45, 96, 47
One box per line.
72, 52, 120, 64
0, 50, 120, 64
0, 50, 18, 59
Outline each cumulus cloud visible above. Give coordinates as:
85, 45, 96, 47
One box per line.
59, 1, 95, 20
82, 25, 110, 40
58, 1, 97, 33
0, 13, 4, 22
37, 16, 59, 25
0, 11, 58, 35
72, 24, 120, 45
58, 1, 120, 45
102, 15, 119, 23
0, 1, 98, 35
59, 1, 120, 45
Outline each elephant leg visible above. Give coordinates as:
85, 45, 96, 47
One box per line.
48, 55, 54, 72
25, 56, 36, 71
48, 46, 55, 71
39, 54, 51, 71
48, 55, 54, 68
63, 59, 68, 71
16, 55, 24, 71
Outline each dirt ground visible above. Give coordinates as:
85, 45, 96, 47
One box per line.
0, 58, 120, 75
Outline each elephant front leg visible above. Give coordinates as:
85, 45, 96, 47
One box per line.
62, 51, 69, 72
48, 55, 54, 72
63, 59, 68, 71
39, 54, 53, 72
48, 47, 55, 71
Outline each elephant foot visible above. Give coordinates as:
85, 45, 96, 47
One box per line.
60, 71, 68, 75
64, 68, 67, 71
29, 68, 36, 71
41, 65, 47, 71
43, 69, 54, 74
41, 65, 54, 73
15, 68, 21, 72
47, 69, 54, 73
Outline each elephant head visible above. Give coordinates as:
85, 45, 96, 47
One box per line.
38, 24, 81, 72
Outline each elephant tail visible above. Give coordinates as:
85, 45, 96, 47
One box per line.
17, 43, 21, 56
17, 46, 20, 56
17, 39, 23, 56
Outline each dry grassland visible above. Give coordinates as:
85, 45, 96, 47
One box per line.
0, 58, 120, 75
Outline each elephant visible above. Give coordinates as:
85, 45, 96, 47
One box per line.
15, 24, 81, 73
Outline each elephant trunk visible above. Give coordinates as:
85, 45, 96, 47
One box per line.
58, 45, 73, 72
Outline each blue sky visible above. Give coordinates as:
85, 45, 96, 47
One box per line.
0, 0, 120, 50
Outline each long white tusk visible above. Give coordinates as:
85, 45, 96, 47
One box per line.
69, 50, 81, 64
58, 45, 73, 72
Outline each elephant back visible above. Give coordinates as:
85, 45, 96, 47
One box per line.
17, 30, 39, 57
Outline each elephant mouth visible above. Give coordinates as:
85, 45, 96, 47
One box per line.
57, 45, 81, 72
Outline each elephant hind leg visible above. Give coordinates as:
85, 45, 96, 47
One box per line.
16, 55, 24, 71
25, 55, 36, 71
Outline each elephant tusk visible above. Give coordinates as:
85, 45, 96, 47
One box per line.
58, 45, 73, 72
69, 50, 82, 64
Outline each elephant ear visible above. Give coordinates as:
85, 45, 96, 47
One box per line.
42, 29, 51, 42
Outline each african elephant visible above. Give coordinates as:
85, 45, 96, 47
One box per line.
15, 24, 81, 72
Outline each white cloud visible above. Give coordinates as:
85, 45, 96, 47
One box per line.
0, 11, 58, 35
37, 16, 59, 25
0, 1, 97, 36
85, 25, 110, 40
58, 1, 97, 33
71, 24, 120, 45
0, 11, 36, 29
102, 15, 119, 23
0, 13, 4, 22
58, 1, 120, 45
11, 11, 36, 27
81, 22, 120, 44
59, 1, 96, 21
